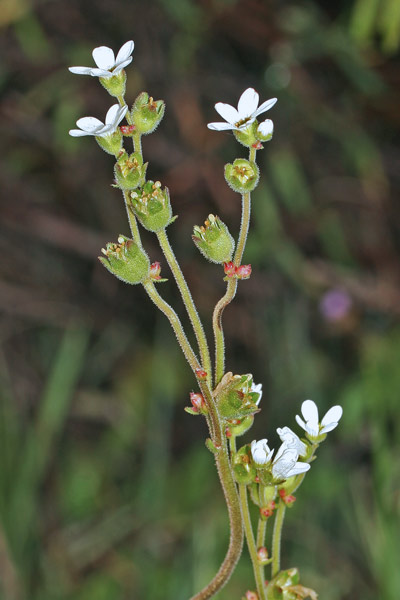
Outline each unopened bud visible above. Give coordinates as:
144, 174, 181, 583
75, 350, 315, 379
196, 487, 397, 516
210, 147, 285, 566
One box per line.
99, 235, 150, 284
224, 261, 236, 278
260, 501, 276, 520
195, 368, 207, 380
190, 392, 208, 414
193, 214, 234, 264
257, 546, 269, 565
132, 92, 165, 135
120, 124, 136, 135
130, 180, 172, 232
244, 591, 258, 600
279, 488, 296, 506
114, 151, 147, 190
224, 158, 259, 194
236, 264, 252, 279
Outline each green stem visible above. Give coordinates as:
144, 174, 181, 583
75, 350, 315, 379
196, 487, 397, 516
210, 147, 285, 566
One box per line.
117, 94, 133, 125
191, 438, 243, 600
271, 500, 286, 577
239, 484, 266, 600
157, 229, 213, 388
213, 147, 256, 384
123, 190, 141, 244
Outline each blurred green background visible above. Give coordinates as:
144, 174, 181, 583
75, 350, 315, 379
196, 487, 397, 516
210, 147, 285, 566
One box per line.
1, 0, 399, 598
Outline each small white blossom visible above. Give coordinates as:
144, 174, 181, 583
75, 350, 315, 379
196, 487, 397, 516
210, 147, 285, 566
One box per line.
257, 119, 273, 137
295, 399, 343, 438
207, 87, 277, 132
251, 382, 263, 406
277, 426, 307, 457
69, 104, 127, 138
251, 439, 274, 465
271, 443, 310, 480
69, 40, 134, 78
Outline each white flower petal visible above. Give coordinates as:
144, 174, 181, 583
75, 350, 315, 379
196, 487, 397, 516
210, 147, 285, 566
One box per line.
301, 400, 319, 427
321, 405, 343, 428
104, 104, 120, 125
214, 102, 239, 125
112, 58, 133, 75
92, 46, 115, 70
286, 462, 310, 477
116, 40, 134, 64
90, 68, 113, 78
277, 426, 307, 456
295, 414, 307, 431
207, 121, 235, 131
251, 382, 262, 405
69, 128, 93, 137
69, 66, 95, 75
251, 439, 271, 464
253, 97, 277, 118
258, 119, 273, 137
320, 422, 339, 434
76, 117, 104, 132
238, 87, 259, 117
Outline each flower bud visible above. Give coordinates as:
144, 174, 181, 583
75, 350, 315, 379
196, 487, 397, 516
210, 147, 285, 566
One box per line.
224, 159, 259, 194
120, 124, 136, 136
236, 264, 252, 279
189, 392, 208, 414
131, 92, 165, 135
244, 592, 258, 600
130, 180, 172, 232
257, 546, 269, 565
99, 70, 127, 98
99, 235, 150, 284
114, 151, 147, 190
223, 261, 236, 278
192, 214, 234, 264
260, 501, 276, 520
257, 119, 274, 143
195, 368, 208, 380
279, 489, 296, 507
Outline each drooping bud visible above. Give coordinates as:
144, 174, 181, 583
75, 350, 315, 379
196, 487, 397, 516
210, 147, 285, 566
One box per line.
260, 501, 276, 520
224, 159, 259, 194
232, 445, 257, 485
149, 261, 168, 282
114, 151, 147, 190
131, 92, 165, 135
130, 180, 173, 232
99, 235, 150, 285
192, 214, 234, 264
99, 70, 127, 98
189, 392, 208, 414
195, 368, 208, 380
257, 546, 269, 565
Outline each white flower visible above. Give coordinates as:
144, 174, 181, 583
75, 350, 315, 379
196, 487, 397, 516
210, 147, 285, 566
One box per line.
251, 439, 274, 465
295, 399, 343, 438
69, 40, 134, 78
271, 443, 310, 480
69, 104, 127, 138
207, 87, 277, 132
277, 426, 307, 457
257, 119, 273, 137
251, 382, 263, 406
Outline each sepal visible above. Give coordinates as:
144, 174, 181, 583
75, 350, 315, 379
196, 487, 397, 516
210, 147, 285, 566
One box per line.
131, 92, 165, 135
130, 181, 172, 232
99, 235, 150, 284
192, 214, 234, 264
96, 129, 124, 156
214, 372, 260, 420
224, 159, 259, 193
99, 70, 126, 97
232, 445, 257, 485
114, 151, 147, 189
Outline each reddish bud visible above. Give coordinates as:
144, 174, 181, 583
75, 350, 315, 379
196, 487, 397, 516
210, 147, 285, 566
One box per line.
245, 592, 258, 600
150, 261, 162, 280
236, 264, 252, 279
257, 546, 269, 563
254, 476, 260, 483
224, 261, 236, 278
252, 141, 263, 150
260, 501, 276, 519
195, 368, 207, 380
120, 124, 136, 135
190, 392, 207, 414
279, 488, 296, 506
226, 427, 232, 438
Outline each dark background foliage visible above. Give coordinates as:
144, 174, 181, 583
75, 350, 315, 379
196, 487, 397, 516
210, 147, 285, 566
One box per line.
1, 0, 399, 598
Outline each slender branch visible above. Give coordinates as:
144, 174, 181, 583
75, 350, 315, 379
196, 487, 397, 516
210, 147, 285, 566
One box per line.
213, 147, 257, 384
191, 439, 243, 600
117, 94, 133, 125
271, 500, 286, 577
157, 229, 213, 387
239, 484, 267, 600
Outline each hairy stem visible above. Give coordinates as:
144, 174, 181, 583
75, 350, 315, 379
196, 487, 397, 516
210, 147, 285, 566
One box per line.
213, 147, 257, 384
271, 500, 286, 577
157, 229, 213, 387
239, 484, 266, 600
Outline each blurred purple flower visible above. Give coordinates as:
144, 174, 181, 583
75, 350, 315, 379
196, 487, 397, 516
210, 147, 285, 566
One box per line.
319, 288, 352, 321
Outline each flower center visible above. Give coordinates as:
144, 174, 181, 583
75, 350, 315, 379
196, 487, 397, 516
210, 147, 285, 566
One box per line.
234, 116, 251, 128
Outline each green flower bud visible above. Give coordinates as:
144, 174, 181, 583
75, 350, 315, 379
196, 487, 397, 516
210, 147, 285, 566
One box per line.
99, 70, 127, 98
233, 121, 258, 148
214, 372, 260, 420
224, 159, 259, 194
131, 92, 165, 135
232, 445, 257, 485
96, 129, 124, 156
130, 180, 173, 232
192, 214, 234, 264
99, 235, 150, 284
114, 151, 147, 190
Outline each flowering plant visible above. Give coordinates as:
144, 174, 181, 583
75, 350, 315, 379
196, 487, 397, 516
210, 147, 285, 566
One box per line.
69, 41, 343, 600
